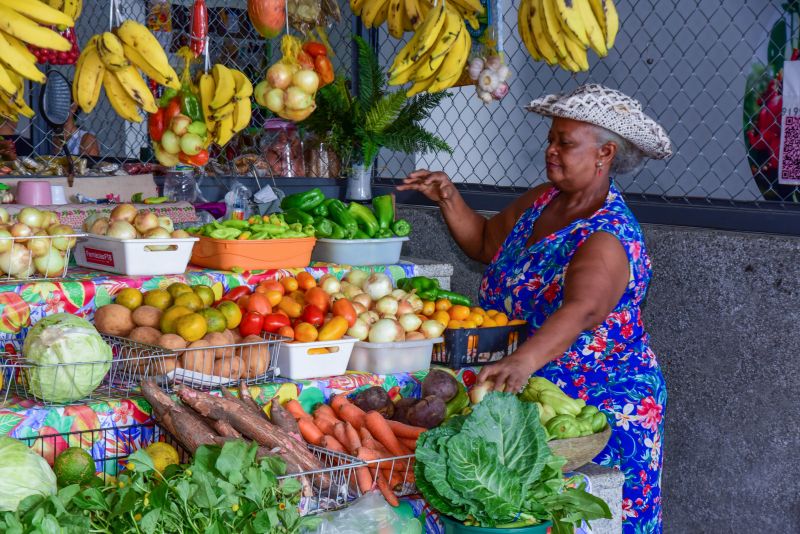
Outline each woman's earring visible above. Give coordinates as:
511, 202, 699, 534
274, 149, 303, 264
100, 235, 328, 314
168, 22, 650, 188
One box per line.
596, 161, 603, 175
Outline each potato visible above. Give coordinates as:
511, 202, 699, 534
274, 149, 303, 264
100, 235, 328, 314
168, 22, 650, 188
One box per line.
180, 340, 215, 375
222, 329, 236, 345
132, 305, 162, 329
94, 304, 135, 337
241, 335, 269, 378
129, 326, 162, 347
213, 356, 243, 380
136, 356, 178, 375
229, 329, 243, 344
158, 333, 188, 351
203, 332, 231, 360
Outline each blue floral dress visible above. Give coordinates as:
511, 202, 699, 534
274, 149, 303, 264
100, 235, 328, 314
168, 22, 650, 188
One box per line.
479, 181, 666, 533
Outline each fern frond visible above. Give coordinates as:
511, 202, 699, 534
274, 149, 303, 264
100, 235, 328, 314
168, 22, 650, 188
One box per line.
365, 90, 408, 133
354, 35, 384, 109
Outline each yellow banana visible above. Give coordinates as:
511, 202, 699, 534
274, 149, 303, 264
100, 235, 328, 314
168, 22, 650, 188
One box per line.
231, 69, 253, 99
47, 0, 64, 10
215, 113, 234, 146
361, 0, 390, 27
603, 0, 618, 49
0, 5, 71, 50
350, 0, 368, 15
412, 9, 463, 81
62, 0, 81, 21
0, 32, 45, 82
73, 43, 104, 113
211, 100, 235, 122
210, 63, 234, 110
532, 0, 559, 65
410, 0, 447, 61
5, 91, 34, 118
121, 43, 180, 89
553, 0, 588, 47
575, 0, 605, 56
0, 97, 18, 121
424, 29, 470, 93
102, 69, 142, 123
113, 65, 157, 113
232, 98, 251, 133
0, 0, 74, 28
387, 0, 405, 38
562, 31, 589, 70
115, 20, 177, 87
449, 0, 484, 15
404, 0, 423, 29
4, 33, 37, 64
464, 12, 479, 30
542, 0, 567, 59
0, 63, 18, 98
97, 31, 130, 72
199, 73, 217, 135
518, 0, 542, 61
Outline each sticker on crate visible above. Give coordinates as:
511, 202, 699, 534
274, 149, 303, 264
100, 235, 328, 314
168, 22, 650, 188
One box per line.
83, 248, 115, 267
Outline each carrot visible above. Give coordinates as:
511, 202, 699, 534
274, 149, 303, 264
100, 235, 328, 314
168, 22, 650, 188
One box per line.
357, 446, 409, 474
284, 399, 310, 421
388, 469, 404, 489
355, 466, 373, 493
344, 422, 361, 451
314, 414, 337, 436
338, 403, 367, 430
313, 403, 337, 421
365, 411, 408, 456
329, 394, 350, 414
297, 418, 324, 446
332, 422, 352, 452
321, 435, 346, 454
399, 437, 417, 450
376, 473, 399, 506
386, 419, 426, 440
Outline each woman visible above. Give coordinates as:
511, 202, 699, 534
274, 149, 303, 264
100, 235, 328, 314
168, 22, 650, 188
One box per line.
399, 84, 671, 533
52, 102, 99, 158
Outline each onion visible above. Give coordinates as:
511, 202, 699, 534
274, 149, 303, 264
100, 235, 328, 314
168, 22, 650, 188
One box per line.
107, 221, 137, 240
33, 248, 65, 275
352, 293, 372, 310
285, 86, 313, 111
347, 318, 369, 341
319, 274, 341, 295
0, 244, 32, 276
265, 88, 285, 113
375, 296, 398, 316
292, 69, 319, 94
134, 212, 159, 234
391, 289, 408, 300
27, 231, 51, 257
420, 319, 445, 339
345, 270, 369, 288
359, 311, 379, 325
406, 293, 423, 313
110, 204, 138, 223
0, 229, 11, 253
144, 227, 171, 251
0, 207, 9, 223
405, 331, 425, 341
17, 207, 43, 228
41, 211, 59, 228
47, 224, 76, 251
158, 217, 174, 233
171, 229, 190, 238
10, 223, 32, 240
330, 292, 346, 302
469, 380, 504, 405
352, 302, 367, 315
364, 273, 393, 301
170, 114, 191, 136
381, 315, 397, 321
396, 299, 414, 316
491, 82, 510, 100
369, 318, 403, 343
399, 313, 422, 333
486, 55, 503, 70
267, 63, 293, 90
343, 285, 364, 300
89, 217, 109, 236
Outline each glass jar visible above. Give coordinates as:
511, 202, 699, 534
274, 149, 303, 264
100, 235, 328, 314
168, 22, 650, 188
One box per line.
162, 165, 197, 202
260, 119, 305, 177
304, 134, 341, 178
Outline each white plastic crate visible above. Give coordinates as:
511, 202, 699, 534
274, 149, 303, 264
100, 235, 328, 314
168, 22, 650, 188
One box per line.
347, 337, 443, 374
75, 235, 198, 276
277, 337, 357, 379
310, 237, 408, 266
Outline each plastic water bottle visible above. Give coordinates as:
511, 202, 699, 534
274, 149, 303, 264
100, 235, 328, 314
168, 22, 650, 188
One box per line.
163, 165, 197, 202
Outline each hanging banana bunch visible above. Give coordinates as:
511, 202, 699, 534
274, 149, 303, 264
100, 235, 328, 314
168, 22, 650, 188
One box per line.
351, 0, 432, 37
388, 0, 472, 96
518, 0, 618, 72
0, 0, 76, 121
197, 63, 253, 147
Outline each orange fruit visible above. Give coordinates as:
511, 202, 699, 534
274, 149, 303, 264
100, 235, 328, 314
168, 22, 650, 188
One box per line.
421, 300, 435, 316
197, 308, 226, 333
508, 319, 527, 326
449, 305, 470, 321
462, 320, 477, 329
116, 288, 143, 311
471, 307, 486, 316
192, 285, 215, 307
160, 306, 193, 334
432, 310, 451, 327
296, 272, 316, 291
216, 300, 243, 329
482, 317, 497, 328
173, 292, 203, 312
167, 282, 193, 299
264, 290, 282, 307
281, 277, 298, 292
467, 312, 484, 326
486, 309, 499, 318
176, 313, 208, 342
494, 313, 508, 326
447, 320, 463, 329
143, 289, 172, 311
435, 299, 452, 312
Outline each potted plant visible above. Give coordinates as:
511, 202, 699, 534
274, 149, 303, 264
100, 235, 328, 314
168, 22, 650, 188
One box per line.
415, 392, 611, 534
301, 35, 451, 200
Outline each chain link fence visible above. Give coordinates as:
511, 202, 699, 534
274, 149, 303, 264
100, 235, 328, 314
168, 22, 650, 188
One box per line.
5, 0, 798, 206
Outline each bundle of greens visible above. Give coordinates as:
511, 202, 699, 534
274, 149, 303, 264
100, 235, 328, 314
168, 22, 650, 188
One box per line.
0, 440, 319, 534
415, 392, 611, 533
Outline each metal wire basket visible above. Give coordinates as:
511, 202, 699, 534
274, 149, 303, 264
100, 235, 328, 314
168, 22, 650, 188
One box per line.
0, 233, 86, 281
0, 334, 172, 406
359, 452, 418, 498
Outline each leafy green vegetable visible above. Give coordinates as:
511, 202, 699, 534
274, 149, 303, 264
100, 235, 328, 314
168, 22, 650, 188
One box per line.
0, 440, 319, 534
414, 392, 611, 533
0, 437, 57, 513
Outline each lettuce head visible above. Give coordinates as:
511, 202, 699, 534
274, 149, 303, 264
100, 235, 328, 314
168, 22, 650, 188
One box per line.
0, 437, 57, 511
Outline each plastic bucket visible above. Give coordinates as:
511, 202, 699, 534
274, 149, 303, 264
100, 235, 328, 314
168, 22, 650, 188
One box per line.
189, 235, 316, 270
439, 516, 552, 533
311, 237, 408, 266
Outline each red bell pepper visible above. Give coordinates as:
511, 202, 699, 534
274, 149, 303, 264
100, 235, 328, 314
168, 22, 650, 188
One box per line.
300, 304, 324, 328
262, 313, 291, 333
239, 311, 264, 337
302, 42, 327, 58
190, 0, 208, 58
178, 149, 209, 167
221, 286, 252, 302
148, 108, 166, 142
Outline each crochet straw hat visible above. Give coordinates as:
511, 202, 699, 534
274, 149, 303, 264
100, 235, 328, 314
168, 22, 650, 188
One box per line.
526, 84, 673, 160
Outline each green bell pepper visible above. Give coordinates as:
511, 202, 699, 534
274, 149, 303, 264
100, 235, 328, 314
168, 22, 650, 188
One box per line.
353, 230, 370, 239
312, 217, 334, 238
281, 188, 325, 212
372, 194, 394, 230
311, 203, 329, 217
392, 219, 411, 237
283, 208, 314, 226
445, 383, 469, 419
327, 199, 358, 238
328, 220, 346, 239
398, 276, 439, 293
158, 87, 179, 108
347, 202, 379, 237
545, 414, 582, 439
375, 228, 394, 239
181, 91, 203, 122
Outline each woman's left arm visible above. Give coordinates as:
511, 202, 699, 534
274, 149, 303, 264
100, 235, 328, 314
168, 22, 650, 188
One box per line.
478, 232, 630, 393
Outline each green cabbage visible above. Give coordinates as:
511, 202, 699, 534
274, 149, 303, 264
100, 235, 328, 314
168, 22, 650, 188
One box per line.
23, 313, 112, 403
0, 437, 57, 511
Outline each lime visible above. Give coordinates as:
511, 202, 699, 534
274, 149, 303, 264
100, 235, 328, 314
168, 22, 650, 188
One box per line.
143, 289, 172, 311
173, 292, 203, 312
216, 300, 243, 329
144, 442, 180, 473
160, 305, 193, 334
167, 282, 193, 299
193, 285, 215, 308
176, 313, 208, 342
198, 308, 226, 333
115, 288, 143, 311
54, 447, 95, 487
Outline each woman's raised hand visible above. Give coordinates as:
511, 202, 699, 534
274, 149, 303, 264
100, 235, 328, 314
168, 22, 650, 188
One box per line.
397, 169, 456, 203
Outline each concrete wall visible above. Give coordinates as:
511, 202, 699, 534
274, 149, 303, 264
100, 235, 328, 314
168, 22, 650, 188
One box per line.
398, 205, 800, 533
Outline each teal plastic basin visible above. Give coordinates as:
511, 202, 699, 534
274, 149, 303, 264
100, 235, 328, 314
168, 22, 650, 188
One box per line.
439, 515, 553, 533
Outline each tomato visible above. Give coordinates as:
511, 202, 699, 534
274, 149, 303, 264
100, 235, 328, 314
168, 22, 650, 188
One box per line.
301, 304, 325, 328
277, 325, 295, 340
264, 290, 282, 307
304, 287, 330, 314
297, 51, 315, 70
222, 286, 252, 302
302, 41, 328, 58
332, 298, 357, 327
163, 97, 182, 128
294, 322, 319, 343
148, 108, 165, 142
296, 271, 316, 291
237, 295, 250, 313
184, 149, 209, 167
314, 55, 334, 87
281, 277, 298, 292
259, 279, 284, 295
278, 296, 303, 318
262, 313, 291, 333
239, 311, 264, 337
289, 290, 306, 306
247, 293, 272, 315
318, 316, 348, 341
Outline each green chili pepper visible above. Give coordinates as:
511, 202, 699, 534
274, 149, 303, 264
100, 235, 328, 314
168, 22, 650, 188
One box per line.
435, 289, 471, 307
312, 217, 334, 238
327, 199, 358, 238
222, 219, 250, 229
289, 223, 303, 233
392, 219, 411, 237
353, 229, 370, 239
311, 203, 329, 217
158, 87, 179, 108
180, 92, 203, 122
347, 202, 379, 237
372, 194, 394, 230
209, 228, 241, 239
281, 230, 307, 238
280, 188, 325, 211
302, 225, 316, 237
270, 214, 285, 226
375, 228, 394, 239
283, 208, 314, 226
249, 223, 286, 235
445, 383, 469, 419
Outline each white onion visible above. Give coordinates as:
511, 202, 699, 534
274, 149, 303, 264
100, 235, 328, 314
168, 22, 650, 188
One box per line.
399, 313, 422, 333
171, 229, 190, 238
134, 212, 159, 234
319, 275, 341, 295
158, 217, 174, 233
10, 223, 32, 241
0, 207, 9, 224
396, 299, 414, 316
352, 302, 367, 315
41, 211, 59, 228
144, 227, 171, 251
405, 331, 425, 341
17, 207, 43, 229
110, 204, 138, 223
420, 320, 445, 339
347, 318, 369, 341
267, 63, 293, 90
359, 311, 379, 325
369, 318, 402, 343
364, 273, 393, 301
0, 229, 11, 253
391, 289, 408, 300
33, 248, 65, 275
375, 296, 398, 316
0, 244, 32, 276
406, 293, 423, 313
330, 292, 347, 302
345, 270, 369, 289
292, 69, 320, 95
107, 221, 137, 240
352, 293, 372, 310
89, 218, 109, 236
285, 86, 313, 111
381, 315, 397, 321
27, 231, 51, 257
343, 285, 364, 300
47, 224, 76, 251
